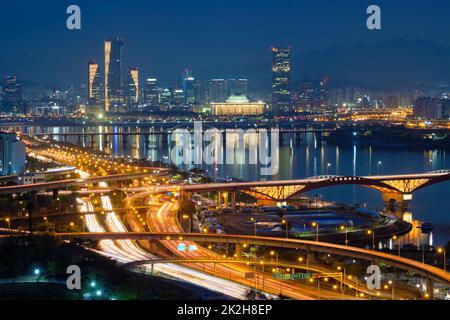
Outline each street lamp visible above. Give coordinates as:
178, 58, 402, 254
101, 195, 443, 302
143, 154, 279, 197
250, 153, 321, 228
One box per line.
270, 250, 278, 266
312, 222, 319, 241
437, 247, 447, 272
367, 230, 375, 250
339, 225, 348, 245
5, 218, 10, 229
250, 217, 257, 236
392, 235, 401, 256
34, 268, 41, 283
377, 161, 382, 175
182, 214, 191, 233
282, 219, 288, 239
388, 280, 395, 300
326, 163, 331, 175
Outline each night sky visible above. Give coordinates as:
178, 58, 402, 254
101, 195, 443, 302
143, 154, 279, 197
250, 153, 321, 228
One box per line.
1, 0, 450, 85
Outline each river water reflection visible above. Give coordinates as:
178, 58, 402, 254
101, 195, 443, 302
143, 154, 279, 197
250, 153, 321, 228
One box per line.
19, 125, 450, 246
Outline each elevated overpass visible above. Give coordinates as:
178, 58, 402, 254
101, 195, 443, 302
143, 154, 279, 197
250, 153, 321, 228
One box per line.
125, 170, 450, 202
54, 232, 450, 285
0, 171, 163, 195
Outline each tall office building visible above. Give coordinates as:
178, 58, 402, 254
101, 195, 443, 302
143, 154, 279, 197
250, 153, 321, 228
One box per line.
104, 37, 125, 112
207, 79, 227, 102
0, 132, 26, 176
223, 79, 248, 98
87, 60, 103, 107
172, 89, 185, 105
317, 76, 330, 110
183, 76, 197, 105
126, 67, 139, 110
1, 76, 23, 114
144, 78, 159, 107
271, 46, 292, 113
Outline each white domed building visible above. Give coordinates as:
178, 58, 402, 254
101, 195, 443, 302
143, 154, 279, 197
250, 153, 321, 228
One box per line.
211, 95, 266, 116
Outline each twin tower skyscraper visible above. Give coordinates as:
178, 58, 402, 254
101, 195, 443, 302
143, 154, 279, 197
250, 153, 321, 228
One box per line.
88, 37, 138, 113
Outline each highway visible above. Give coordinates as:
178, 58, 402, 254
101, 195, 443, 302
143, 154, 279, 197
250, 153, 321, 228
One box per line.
126, 196, 372, 299
56, 230, 450, 285
77, 192, 251, 299
0, 172, 154, 195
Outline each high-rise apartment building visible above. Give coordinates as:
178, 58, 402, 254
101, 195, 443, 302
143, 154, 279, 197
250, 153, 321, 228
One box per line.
0, 132, 26, 176
413, 97, 443, 120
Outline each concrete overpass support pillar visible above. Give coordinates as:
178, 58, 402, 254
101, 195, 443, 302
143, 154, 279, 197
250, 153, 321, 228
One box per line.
306, 252, 315, 266
223, 192, 229, 208
235, 244, 242, 259
52, 189, 59, 200
217, 191, 221, 206
230, 192, 236, 209
426, 278, 434, 300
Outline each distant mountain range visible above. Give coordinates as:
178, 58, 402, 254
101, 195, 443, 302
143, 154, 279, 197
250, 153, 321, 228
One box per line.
195, 38, 450, 90
4, 38, 450, 92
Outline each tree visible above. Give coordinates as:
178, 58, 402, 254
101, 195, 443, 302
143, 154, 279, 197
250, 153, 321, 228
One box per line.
180, 199, 196, 216
243, 288, 267, 300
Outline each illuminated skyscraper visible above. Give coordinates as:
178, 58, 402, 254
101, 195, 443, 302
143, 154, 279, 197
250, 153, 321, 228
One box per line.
1, 76, 23, 114
271, 46, 291, 113
144, 78, 159, 108
126, 67, 139, 110
87, 60, 102, 108
183, 76, 196, 105
104, 37, 125, 112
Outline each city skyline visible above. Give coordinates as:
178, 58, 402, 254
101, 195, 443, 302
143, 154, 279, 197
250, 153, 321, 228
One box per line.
2, 0, 450, 86
0, 1, 450, 304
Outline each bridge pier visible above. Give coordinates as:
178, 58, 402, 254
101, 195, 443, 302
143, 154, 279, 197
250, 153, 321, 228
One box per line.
89, 135, 96, 148
382, 192, 411, 214
103, 134, 109, 145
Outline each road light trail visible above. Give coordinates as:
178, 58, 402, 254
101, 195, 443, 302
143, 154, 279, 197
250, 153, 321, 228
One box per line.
144, 199, 325, 299
77, 191, 250, 298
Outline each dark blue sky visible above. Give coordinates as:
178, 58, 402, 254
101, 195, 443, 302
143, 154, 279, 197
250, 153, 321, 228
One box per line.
1, 0, 450, 85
